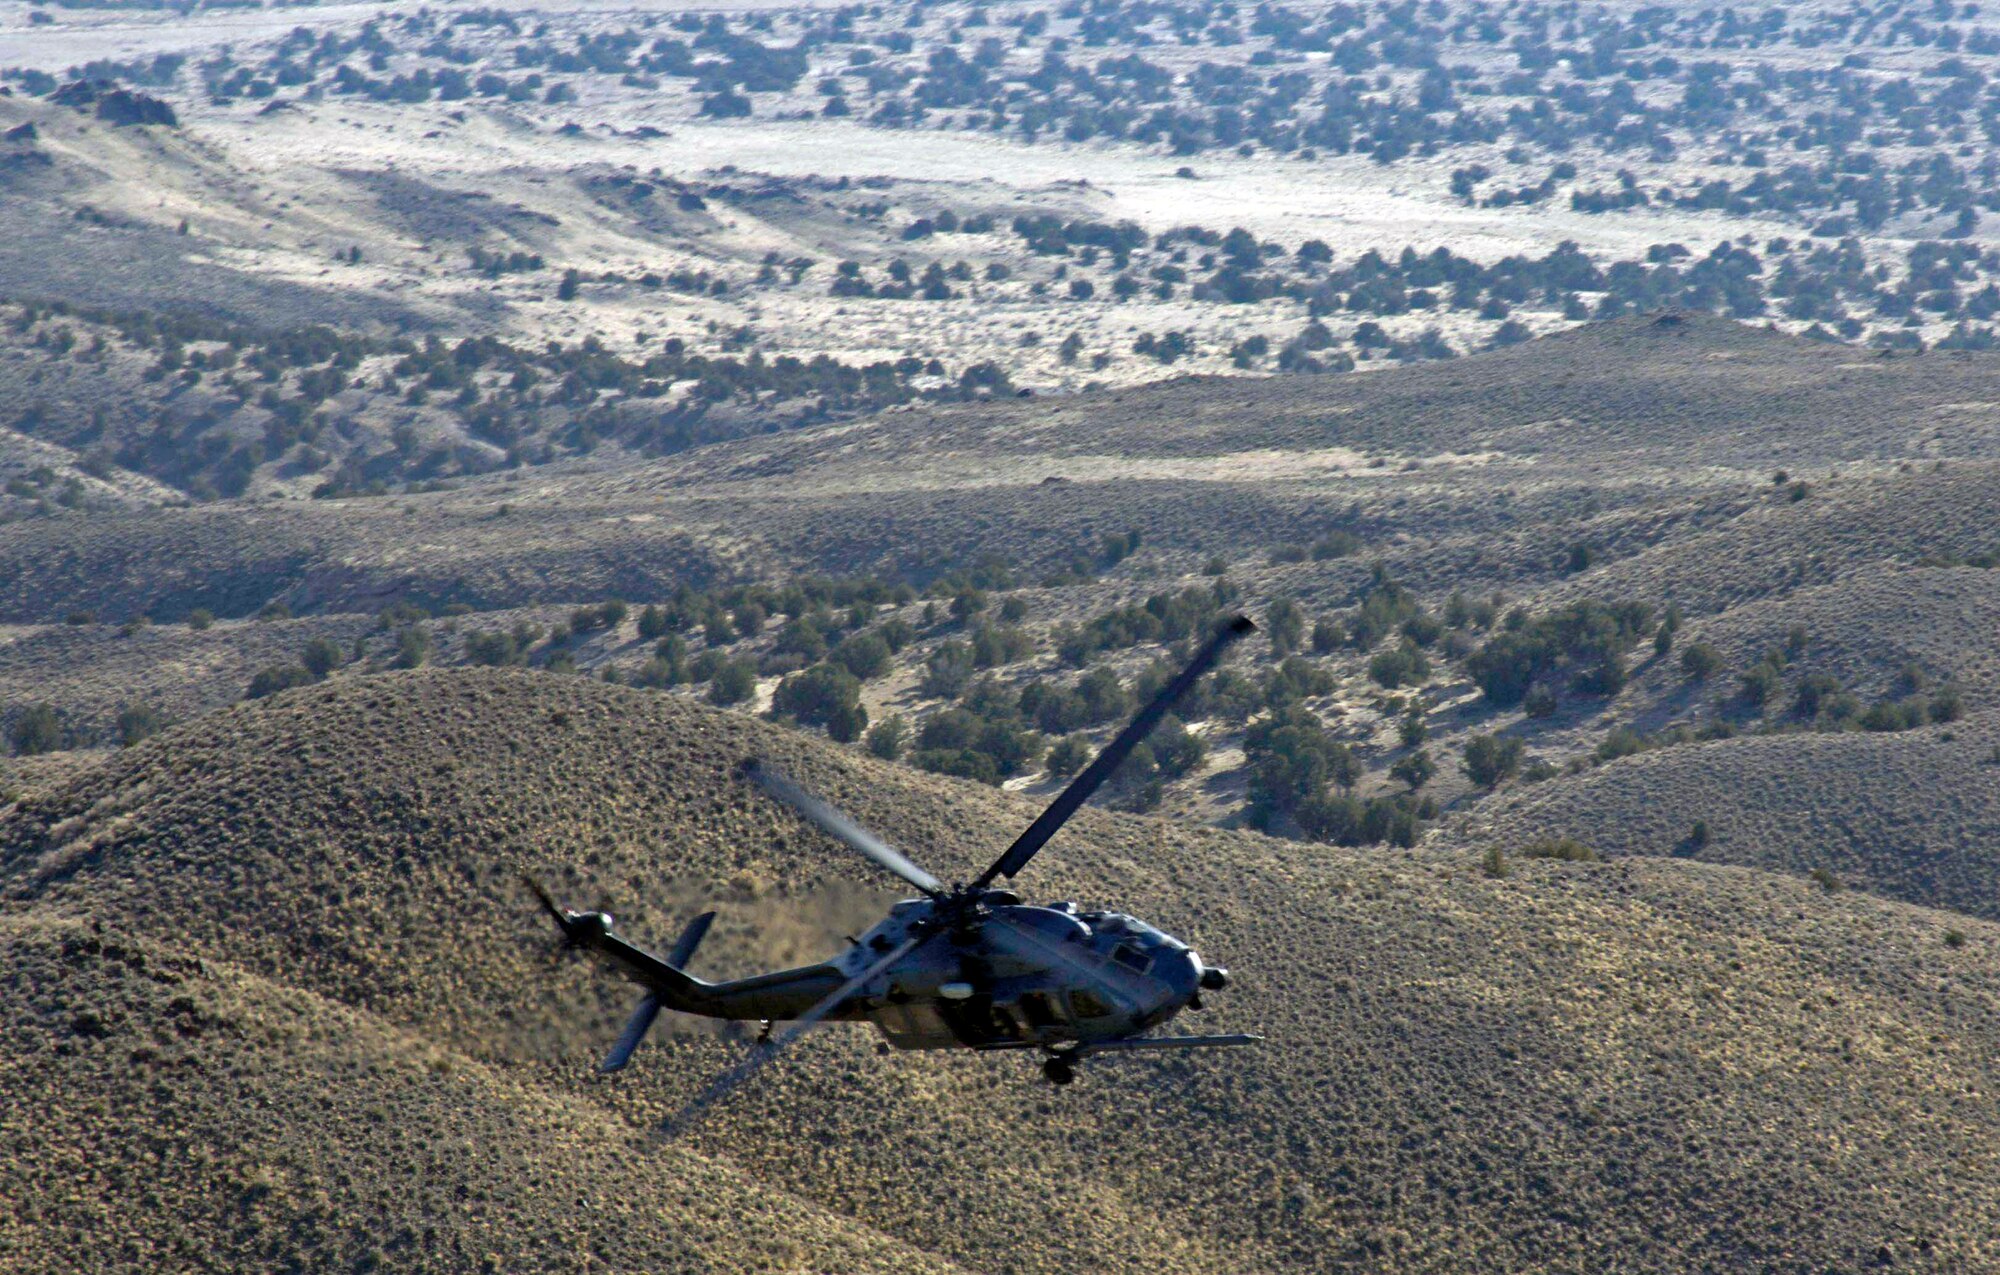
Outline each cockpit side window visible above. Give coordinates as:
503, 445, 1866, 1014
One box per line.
1112, 943, 1152, 973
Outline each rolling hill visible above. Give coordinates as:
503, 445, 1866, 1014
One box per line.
3, 669, 1997, 1273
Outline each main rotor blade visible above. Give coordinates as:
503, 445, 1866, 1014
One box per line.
661, 936, 921, 1136
975, 614, 1254, 888
743, 761, 944, 897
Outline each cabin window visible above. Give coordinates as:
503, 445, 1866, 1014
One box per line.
1019, 992, 1062, 1027
1112, 944, 1152, 973
1070, 989, 1114, 1019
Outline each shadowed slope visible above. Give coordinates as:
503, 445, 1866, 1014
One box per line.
0, 912, 964, 1275
2, 316, 1999, 623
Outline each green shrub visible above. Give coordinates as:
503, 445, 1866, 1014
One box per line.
1519, 837, 1599, 862
709, 658, 757, 705
300, 637, 344, 679
467, 629, 529, 667
773, 663, 864, 732
921, 641, 975, 698
1368, 640, 1430, 689
394, 627, 431, 669
632, 656, 682, 689
1045, 734, 1092, 778
1398, 710, 1427, 746
830, 632, 893, 680
1149, 713, 1205, 779
1244, 707, 1358, 828
1792, 672, 1843, 718
10, 704, 63, 755
1930, 686, 1964, 723
1466, 599, 1651, 706
1264, 596, 1305, 655
1595, 727, 1646, 761
1312, 531, 1361, 560
910, 747, 1001, 785
1390, 748, 1435, 790
865, 714, 908, 760
1679, 641, 1722, 681
1739, 660, 1781, 708
1074, 666, 1130, 724
115, 703, 166, 747
1462, 733, 1523, 789
247, 666, 314, 699
969, 624, 1033, 669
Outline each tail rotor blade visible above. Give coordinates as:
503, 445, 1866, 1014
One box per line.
601, 995, 661, 1073
661, 936, 920, 1136
743, 761, 944, 897
522, 873, 568, 927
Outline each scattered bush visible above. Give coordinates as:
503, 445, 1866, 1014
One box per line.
772, 663, 867, 738
1518, 838, 1600, 862
708, 658, 758, 705
865, 714, 908, 760
1462, 733, 1524, 789
1045, 733, 1092, 778
300, 637, 344, 679
1679, 642, 1722, 681
115, 703, 166, 747
247, 666, 314, 699
10, 704, 63, 755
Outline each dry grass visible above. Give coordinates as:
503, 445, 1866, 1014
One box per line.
1451, 709, 2000, 922
3, 669, 1998, 1273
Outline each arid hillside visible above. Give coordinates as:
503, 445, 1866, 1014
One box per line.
2, 670, 1997, 1274
4, 313, 1998, 623
2, 314, 1996, 912
6, 1, 2000, 1266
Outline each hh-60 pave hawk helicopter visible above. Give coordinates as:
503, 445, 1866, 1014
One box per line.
526, 615, 1260, 1125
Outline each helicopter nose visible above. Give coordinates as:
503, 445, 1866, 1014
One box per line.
1199, 966, 1230, 991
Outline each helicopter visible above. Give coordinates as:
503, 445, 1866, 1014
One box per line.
526, 614, 1260, 1121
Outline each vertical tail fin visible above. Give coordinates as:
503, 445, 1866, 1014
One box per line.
667, 911, 716, 971
599, 911, 717, 1073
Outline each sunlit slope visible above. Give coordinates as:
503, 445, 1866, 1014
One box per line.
1452, 710, 2000, 921
0, 912, 966, 1275
3, 669, 1996, 1273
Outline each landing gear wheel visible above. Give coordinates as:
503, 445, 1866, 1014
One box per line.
1043, 1058, 1075, 1087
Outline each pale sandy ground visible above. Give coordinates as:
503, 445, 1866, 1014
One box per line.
5, 0, 1998, 393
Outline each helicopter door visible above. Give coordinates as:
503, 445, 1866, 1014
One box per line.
872, 1001, 960, 1050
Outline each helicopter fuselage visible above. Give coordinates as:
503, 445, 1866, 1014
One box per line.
531, 615, 1259, 1097
852, 899, 1210, 1052
574, 897, 1221, 1054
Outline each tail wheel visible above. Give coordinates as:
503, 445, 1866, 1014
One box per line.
1043, 1058, 1075, 1086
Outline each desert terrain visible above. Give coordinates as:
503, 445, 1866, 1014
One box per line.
3, 1, 2000, 1272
